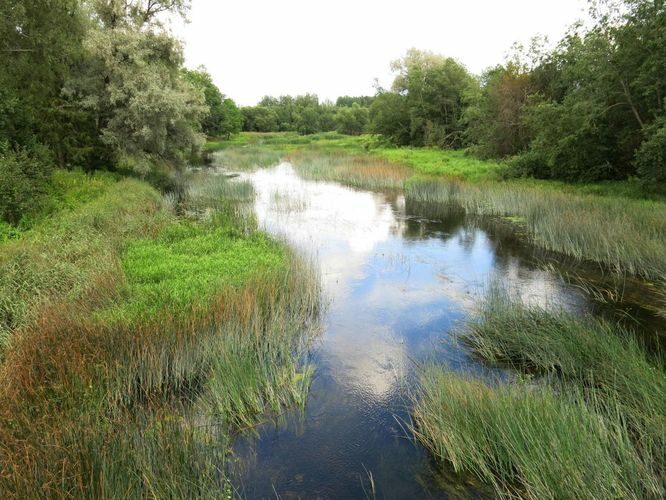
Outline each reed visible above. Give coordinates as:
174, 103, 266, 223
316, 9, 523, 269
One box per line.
413, 369, 662, 499
405, 177, 666, 280
0, 169, 321, 496
462, 288, 666, 461
210, 146, 282, 171
289, 152, 411, 191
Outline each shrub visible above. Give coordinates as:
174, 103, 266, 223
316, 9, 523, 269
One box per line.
636, 124, 666, 190
0, 146, 53, 225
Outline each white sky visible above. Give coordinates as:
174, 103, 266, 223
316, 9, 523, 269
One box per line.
171, 0, 589, 106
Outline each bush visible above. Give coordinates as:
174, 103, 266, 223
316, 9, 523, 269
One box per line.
504, 150, 549, 178
0, 146, 53, 225
636, 124, 666, 190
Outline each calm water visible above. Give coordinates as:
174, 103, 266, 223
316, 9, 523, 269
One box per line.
221, 162, 656, 499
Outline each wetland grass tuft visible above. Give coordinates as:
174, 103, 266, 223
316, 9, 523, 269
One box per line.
413, 369, 662, 500
414, 288, 665, 499
406, 177, 666, 280
289, 151, 411, 191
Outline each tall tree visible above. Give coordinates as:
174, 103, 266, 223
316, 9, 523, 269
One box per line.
65, 0, 206, 175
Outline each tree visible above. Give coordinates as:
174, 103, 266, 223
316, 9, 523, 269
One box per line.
65, 0, 206, 175
0, 0, 89, 165
219, 98, 242, 138
389, 49, 476, 147
369, 92, 411, 145
464, 63, 533, 158
335, 103, 369, 135
184, 67, 225, 136
242, 106, 279, 132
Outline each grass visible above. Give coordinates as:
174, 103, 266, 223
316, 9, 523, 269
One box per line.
289, 151, 411, 191
413, 289, 665, 499
209, 146, 282, 171
217, 133, 666, 199
413, 370, 662, 499
0, 169, 321, 496
405, 177, 666, 280
464, 289, 666, 447
211, 134, 666, 280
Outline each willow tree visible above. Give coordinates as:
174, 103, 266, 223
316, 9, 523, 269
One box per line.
65, 0, 206, 175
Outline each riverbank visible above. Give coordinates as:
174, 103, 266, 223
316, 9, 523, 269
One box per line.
209, 132, 666, 284
0, 169, 319, 496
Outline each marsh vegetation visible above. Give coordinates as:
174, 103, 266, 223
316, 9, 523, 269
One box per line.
0, 170, 320, 496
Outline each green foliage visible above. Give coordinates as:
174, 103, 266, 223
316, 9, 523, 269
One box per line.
241, 94, 371, 136
184, 67, 241, 139
464, 63, 533, 157
242, 105, 280, 132
108, 223, 286, 322
369, 92, 411, 145
0, 172, 165, 344
220, 98, 242, 138
0, 146, 53, 225
464, 289, 666, 444
335, 103, 369, 135
66, 23, 206, 175
414, 370, 661, 499
0, 167, 320, 496
371, 49, 477, 148
636, 122, 666, 189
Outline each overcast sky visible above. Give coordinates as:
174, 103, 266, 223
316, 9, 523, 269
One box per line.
171, 0, 589, 106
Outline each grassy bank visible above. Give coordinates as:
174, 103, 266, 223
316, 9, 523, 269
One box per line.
0, 170, 320, 496
413, 290, 665, 499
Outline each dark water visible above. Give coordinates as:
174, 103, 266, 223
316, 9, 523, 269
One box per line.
224, 163, 660, 499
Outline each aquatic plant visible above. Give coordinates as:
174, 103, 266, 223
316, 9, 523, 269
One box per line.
413, 369, 662, 499
405, 177, 666, 280
0, 169, 321, 496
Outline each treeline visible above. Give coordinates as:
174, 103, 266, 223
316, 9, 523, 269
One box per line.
0, 0, 238, 226
241, 95, 372, 136
245, 0, 665, 188
372, 1, 665, 187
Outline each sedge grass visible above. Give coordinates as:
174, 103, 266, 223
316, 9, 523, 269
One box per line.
405, 177, 666, 280
413, 369, 662, 499
0, 168, 321, 496
289, 151, 411, 191
462, 289, 666, 461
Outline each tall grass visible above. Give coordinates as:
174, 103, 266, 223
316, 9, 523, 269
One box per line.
413, 287, 665, 499
406, 177, 666, 280
462, 289, 666, 462
0, 174, 168, 353
290, 151, 411, 191
413, 370, 662, 499
210, 146, 282, 171
0, 169, 321, 496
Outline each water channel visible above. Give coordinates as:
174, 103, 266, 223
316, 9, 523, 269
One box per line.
219, 161, 660, 499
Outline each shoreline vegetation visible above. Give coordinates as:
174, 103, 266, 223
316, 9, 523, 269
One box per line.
412, 289, 665, 499
208, 132, 666, 281
3, 0, 664, 497
0, 169, 320, 496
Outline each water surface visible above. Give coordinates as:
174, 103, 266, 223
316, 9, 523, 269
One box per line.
223, 162, 655, 498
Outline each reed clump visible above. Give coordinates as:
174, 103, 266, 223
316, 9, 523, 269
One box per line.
290, 152, 411, 191
405, 177, 666, 280
210, 146, 282, 171
413, 370, 662, 499
413, 289, 665, 499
